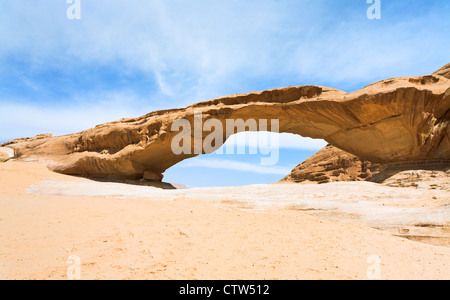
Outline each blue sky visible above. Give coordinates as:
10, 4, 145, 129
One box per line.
1, 0, 449, 187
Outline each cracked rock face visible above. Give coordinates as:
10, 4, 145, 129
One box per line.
2, 65, 450, 180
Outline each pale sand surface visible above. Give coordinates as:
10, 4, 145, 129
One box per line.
0, 161, 449, 280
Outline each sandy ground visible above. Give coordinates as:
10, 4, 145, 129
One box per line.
0, 161, 449, 280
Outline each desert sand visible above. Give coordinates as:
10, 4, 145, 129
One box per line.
1, 64, 449, 280
0, 160, 448, 280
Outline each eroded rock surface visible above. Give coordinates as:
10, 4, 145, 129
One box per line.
280, 145, 383, 184
434, 63, 450, 79
281, 144, 450, 189
0, 147, 14, 163
2, 65, 450, 180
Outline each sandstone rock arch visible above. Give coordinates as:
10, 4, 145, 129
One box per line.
3, 66, 450, 181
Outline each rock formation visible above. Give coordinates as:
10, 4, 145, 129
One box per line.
433, 63, 450, 79
0, 151, 10, 163
280, 145, 383, 184
0, 147, 14, 163
2, 65, 450, 181
280, 144, 449, 188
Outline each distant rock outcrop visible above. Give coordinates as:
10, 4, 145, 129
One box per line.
433, 63, 450, 79
2, 65, 450, 181
280, 145, 383, 184
280, 144, 450, 188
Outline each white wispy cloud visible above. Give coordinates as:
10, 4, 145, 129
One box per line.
223, 132, 327, 151
0, 91, 150, 140
180, 158, 292, 175
2, 1, 448, 92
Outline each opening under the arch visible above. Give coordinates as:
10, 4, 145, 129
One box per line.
163, 132, 327, 188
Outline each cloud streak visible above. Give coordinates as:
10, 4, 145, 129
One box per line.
0, 91, 148, 140
223, 132, 327, 151
179, 158, 292, 176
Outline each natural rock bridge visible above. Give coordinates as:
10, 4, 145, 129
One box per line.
2, 64, 450, 181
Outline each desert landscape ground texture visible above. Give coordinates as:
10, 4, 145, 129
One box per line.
0, 65, 449, 280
